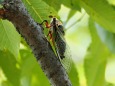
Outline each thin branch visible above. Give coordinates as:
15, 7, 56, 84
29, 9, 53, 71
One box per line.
0, 0, 72, 86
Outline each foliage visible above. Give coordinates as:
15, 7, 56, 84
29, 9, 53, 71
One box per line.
0, 0, 115, 86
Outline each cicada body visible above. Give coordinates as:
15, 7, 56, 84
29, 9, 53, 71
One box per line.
50, 17, 66, 59
42, 17, 71, 72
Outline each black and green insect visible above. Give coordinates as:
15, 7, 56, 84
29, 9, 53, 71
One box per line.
42, 16, 71, 71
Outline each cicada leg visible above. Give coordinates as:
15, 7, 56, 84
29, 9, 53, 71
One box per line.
47, 31, 53, 41
41, 20, 55, 46
40, 20, 52, 28
47, 30, 56, 47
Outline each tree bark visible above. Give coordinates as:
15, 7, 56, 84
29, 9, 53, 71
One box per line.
0, 0, 72, 86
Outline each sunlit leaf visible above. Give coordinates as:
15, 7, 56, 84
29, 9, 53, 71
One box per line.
0, 20, 20, 57
106, 82, 115, 86
43, 0, 81, 11
81, 0, 115, 32
62, 0, 81, 11
22, 0, 58, 23
69, 62, 80, 86
1, 81, 12, 86
22, 0, 59, 36
0, 50, 20, 86
20, 49, 50, 86
42, 0, 61, 11
95, 23, 115, 54
84, 19, 110, 86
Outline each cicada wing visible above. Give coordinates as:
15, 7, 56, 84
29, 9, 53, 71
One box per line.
55, 26, 72, 72
55, 32, 66, 59
60, 44, 72, 72
55, 38, 72, 72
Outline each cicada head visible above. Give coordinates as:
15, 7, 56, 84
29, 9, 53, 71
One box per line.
50, 17, 62, 26
50, 17, 65, 35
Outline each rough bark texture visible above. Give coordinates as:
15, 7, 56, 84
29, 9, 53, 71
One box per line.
0, 0, 72, 86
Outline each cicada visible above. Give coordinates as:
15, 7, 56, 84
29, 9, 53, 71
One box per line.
42, 16, 71, 72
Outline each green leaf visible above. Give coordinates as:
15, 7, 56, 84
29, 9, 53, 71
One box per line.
42, 0, 61, 11
43, 0, 81, 11
62, 0, 81, 11
20, 49, 50, 86
22, 0, 58, 23
22, 0, 59, 36
84, 19, 110, 86
1, 81, 12, 86
0, 20, 20, 57
69, 62, 80, 86
95, 23, 115, 54
80, 0, 115, 32
0, 50, 20, 86
106, 82, 115, 86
